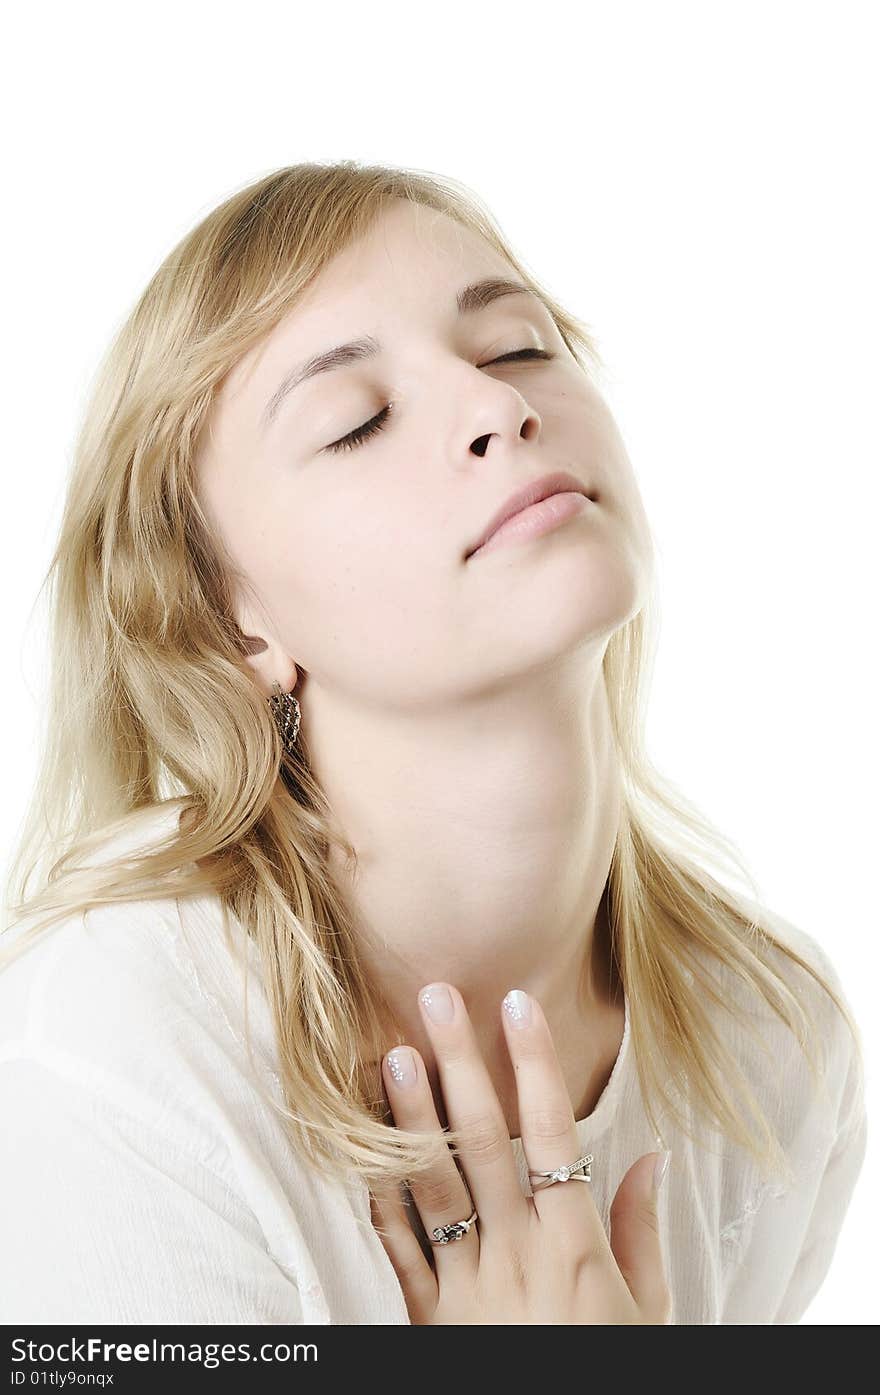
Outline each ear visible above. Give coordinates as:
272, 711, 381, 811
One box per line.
234, 597, 300, 701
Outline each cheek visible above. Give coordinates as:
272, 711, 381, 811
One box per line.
260, 507, 458, 694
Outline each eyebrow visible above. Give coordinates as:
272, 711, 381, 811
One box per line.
260, 276, 546, 431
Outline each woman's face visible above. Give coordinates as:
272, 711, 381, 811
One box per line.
196, 199, 653, 711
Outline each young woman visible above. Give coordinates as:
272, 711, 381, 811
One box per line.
0, 161, 866, 1325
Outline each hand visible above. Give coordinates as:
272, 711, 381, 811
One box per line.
370, 981, 671, 1325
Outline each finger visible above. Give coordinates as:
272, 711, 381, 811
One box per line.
417, 981, 527, 1231
382, 1045, 480, 1277
500, 988, 608, 1256
609, 1152, 673, 1324
369, 1179, 438, 1324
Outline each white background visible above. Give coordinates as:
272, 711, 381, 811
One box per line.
2, 1, 876, 1324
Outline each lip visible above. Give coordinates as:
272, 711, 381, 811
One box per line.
464, 469, 594, 559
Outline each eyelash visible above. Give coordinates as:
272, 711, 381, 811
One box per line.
324, 347, 556, 454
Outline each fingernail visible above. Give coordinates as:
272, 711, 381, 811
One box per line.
386, 1046, 418, 1088
653, 1150, 671, 1194
502, 988, 532, 1028
419, 983, 455, 1024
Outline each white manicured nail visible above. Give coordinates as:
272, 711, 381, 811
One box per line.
503, 988, 532, 1028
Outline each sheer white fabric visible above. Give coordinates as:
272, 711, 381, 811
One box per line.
0, 802, 866, 1324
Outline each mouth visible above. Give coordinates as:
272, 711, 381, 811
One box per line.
464, 469, 598, 560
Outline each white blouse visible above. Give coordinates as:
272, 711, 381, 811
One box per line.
0, 801, 867, 1325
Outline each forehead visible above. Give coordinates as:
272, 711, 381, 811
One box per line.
224, 201, 517, 399
289, 199, 510, 319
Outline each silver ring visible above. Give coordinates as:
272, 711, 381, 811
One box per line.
528, 1152, 593, 1190
430, 1208, 478, 1244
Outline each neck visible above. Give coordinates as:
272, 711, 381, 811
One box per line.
303, 651, 625, 1138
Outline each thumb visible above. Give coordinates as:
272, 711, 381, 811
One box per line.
608, 1150, 672, 1324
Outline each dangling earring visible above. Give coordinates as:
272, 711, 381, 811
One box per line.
268, 680, 302, 755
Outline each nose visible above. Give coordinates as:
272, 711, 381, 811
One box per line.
468, 405, 541, 457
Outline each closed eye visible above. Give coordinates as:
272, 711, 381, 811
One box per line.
323, 347, 556, 454
324, 403, 393, 454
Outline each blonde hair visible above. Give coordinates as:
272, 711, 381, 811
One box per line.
1, 159, 861, 1192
